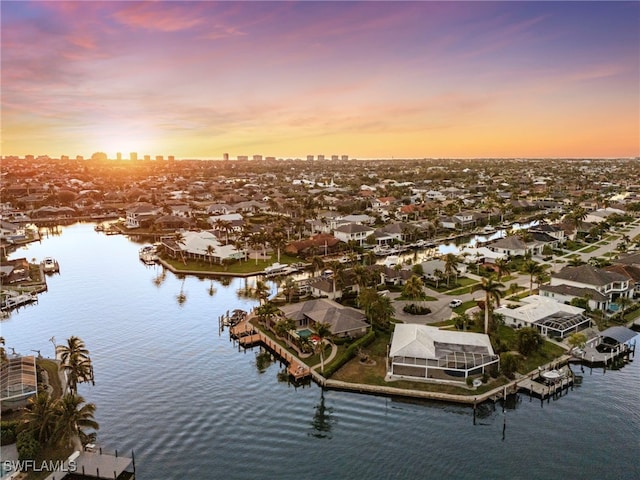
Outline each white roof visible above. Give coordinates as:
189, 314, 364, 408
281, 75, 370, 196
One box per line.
389, 324, 494, 360
461, 246, 506, 261
495, 295, 584, 326
181, 231, 241, 259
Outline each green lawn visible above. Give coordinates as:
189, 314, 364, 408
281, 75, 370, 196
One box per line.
453, 300, 478, 314
330, 329, 510, 395
580, 245, 599, 253
38, 359, 62, 399
163, 253, 302, 275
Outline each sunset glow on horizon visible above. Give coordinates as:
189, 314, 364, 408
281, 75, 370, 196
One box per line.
2, 1, 638, 159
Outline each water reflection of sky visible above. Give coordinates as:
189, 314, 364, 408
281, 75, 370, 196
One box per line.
436, 221, 538, 256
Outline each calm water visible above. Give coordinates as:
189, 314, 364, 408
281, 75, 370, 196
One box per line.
2, 223, 638, 480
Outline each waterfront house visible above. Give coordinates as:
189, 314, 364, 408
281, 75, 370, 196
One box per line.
488, 235, 541, 257
494, 295, 591, 339
380, 266, 413, 286
308, 277, 342, 300
0, 355, 37, 412
0, 258, 31, 284
207, 203, 235, 215
162, 230, 244, 264
279, 298, 369, 338
126, 203, 162, 229
284, 233, 340, 257
540, 264, 633, 312
333, 223, 375, 246
387, 324, 498, 382
0, 221, 26, 243
154, 215, 191, 231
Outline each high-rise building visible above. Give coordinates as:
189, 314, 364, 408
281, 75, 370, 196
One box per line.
116, 152, 122, 161
237, 155, 248, 161
317, 155, 325, 161
341, 155, 349, 161
253, 155, 262, 161
331, 155, 339, 161
155, 155, 163, 161
130, 152, 138, 161
223, 153, 229, 161
168, 155, 175, 161
144, 155, 151, 161
307, 155, 314, 161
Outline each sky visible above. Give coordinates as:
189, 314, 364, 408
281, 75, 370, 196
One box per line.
2, 1, 639, 159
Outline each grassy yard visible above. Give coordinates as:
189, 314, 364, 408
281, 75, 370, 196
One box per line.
580, 245, 599, 253
327, 316, 571, 397
163, 253, 302, 275
453, 300, 479, 314
330, 330, 509, 395
38, 359, 63, 399
494, 325, 566, 374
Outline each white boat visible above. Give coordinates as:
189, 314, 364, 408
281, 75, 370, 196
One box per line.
384, 255, 400, 268
264, 262, 288, 275
41, 257, 59, 273
139, 245, 159, 264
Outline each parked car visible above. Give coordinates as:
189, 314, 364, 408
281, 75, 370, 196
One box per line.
449, 299, 462, 308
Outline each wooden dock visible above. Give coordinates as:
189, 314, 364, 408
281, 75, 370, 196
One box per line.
230, 318, 311, 381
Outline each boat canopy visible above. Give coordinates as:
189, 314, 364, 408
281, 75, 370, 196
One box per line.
599, 326, 637, 345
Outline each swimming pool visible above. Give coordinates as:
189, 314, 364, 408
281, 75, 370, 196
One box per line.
297, 328, 313, 338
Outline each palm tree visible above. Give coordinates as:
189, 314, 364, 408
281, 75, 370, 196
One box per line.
402, 275, 426, 302
616, 295, 632, 319
281, 277, 296, 303
63, 355, 92, 394
23, 392, 58, 444
58, 336, 89, 365
568, 256, 585, 267
254, 279, 270, 305
311, 255, 325, 277
494, 258, 511, 279
534, 270, 550, 289
174, 231, 187, 265
256, 301, 279, 327
59, 336, 92, 393
351, 264, 371, 294
270, 228, 287, 264
479, 276, 505, 334
314, 322, 332, 374
205, 245, 215, 266
54, 393, 99, 449
454, 312, 471, 331
521, 260, 544, 295
443, 253, 459, 287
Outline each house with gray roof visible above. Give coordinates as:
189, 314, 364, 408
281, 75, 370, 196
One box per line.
333, 223, 375, 246
540, 264, 633, 312
279, 298, 369, 338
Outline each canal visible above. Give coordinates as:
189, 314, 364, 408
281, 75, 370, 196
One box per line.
2, 223, 638, 480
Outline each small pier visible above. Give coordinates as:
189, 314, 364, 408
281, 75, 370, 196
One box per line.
569, 327, 636, 367
229, 316, 311, 381
0, 291, 38, 312
43, 447, 135, 480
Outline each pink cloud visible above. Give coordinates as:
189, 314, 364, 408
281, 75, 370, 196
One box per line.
111, 2, 206, 32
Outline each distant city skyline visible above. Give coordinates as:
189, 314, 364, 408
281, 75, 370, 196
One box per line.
2, 1, 638, 159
